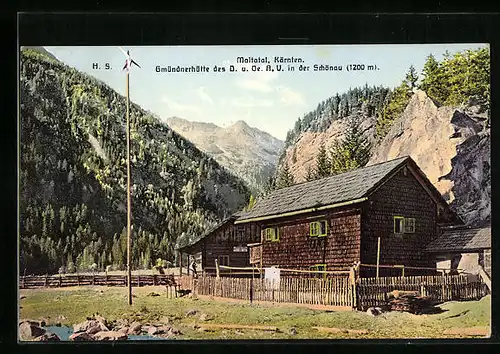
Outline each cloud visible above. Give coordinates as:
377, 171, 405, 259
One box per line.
223, 60, 279, 93
223, 96, 274, 108
238, 79, 274, 93
276, 85, 306, 106
161, 96, 202, 114
195, 86, 214, 105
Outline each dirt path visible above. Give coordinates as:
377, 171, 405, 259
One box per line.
442, 326, 490, 337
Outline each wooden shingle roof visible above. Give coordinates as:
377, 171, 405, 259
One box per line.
425, 227, 491, 253
236, 156, 410, 222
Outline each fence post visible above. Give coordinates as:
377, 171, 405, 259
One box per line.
349, 266, 357, 309
215, 259, 220, 279
45, 274, 48, 288
22, 276, 25, 289
59, 274, 62, 287
250, 273, 254, 304
376, 237, 381, 278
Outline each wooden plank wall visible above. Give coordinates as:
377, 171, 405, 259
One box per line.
260, 209, 361, 271
361, 168, 438, 276
203, 223, 260, 269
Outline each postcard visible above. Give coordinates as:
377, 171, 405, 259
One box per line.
18, 43, 491, 341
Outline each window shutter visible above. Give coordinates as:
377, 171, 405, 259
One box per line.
274, 228, 280, 242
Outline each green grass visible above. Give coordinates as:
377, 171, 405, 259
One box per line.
19, 286, 490, 340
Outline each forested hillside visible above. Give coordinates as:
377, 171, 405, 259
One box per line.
19, 48, 251, 275
281, 85, 391, 153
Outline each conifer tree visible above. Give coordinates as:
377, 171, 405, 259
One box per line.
315, 142, 331, 178
330, 118, 372, 175
405, 65, 419, 90
276, 161, 295, 189
305, 165, 316, 182
246, 194, 257, 210
419, 54, 442, 100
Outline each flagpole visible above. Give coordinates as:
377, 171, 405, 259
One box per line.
126, 70, 133, 306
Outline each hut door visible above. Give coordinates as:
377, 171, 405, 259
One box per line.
450, 255, 461, 275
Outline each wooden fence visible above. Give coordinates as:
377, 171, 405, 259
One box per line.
193, 273, 487, 310
357, 274, 487, 310
20, 274, 176, 289
195, 276, 354, 307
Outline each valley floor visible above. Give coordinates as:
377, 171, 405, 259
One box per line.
19, 286, 490, 340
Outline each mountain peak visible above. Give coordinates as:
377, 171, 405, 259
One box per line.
232, 120, 249, 129
166, 118, 284, 194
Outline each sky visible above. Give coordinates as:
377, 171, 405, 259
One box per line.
45, 43, 488, 141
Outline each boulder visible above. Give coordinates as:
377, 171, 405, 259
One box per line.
156, 325, 172, 334
117, 327, 129, 335
157, 316, 170, 325
128, 322, 142, 334
185, 309, 198, 317
366, 307, 382, 317
19, 321, 46, 340
147, 326, 159, 336
168, 327, 182, 336
73, 320, 109, 334
34, 332, 60, 341
93, 331, 128, 341
199, 313, 212, 321
94, 314, 108, 326
69, 332, 95, 341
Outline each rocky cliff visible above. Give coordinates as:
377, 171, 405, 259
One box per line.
368, 90, 490, 227
280, 115, 376, 182
165, 117, 284, 195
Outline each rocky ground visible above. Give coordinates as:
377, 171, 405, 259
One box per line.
18, 310, 199, 341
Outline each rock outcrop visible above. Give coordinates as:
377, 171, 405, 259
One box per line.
281, 115, 376, 182
368, 90, 490, 227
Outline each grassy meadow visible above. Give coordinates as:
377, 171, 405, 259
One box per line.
19, 286, 490, 340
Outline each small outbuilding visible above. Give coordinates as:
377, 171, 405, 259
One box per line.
425, 226, 491, 277
176, 213, 261, 276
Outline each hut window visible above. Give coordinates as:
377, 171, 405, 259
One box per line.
310, 264, 327, 278
218, 255, 229, 266
264, 227, 280, 242
310, 220, 328, 237
394, 216, 404, 234
404, 218, 415, 233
